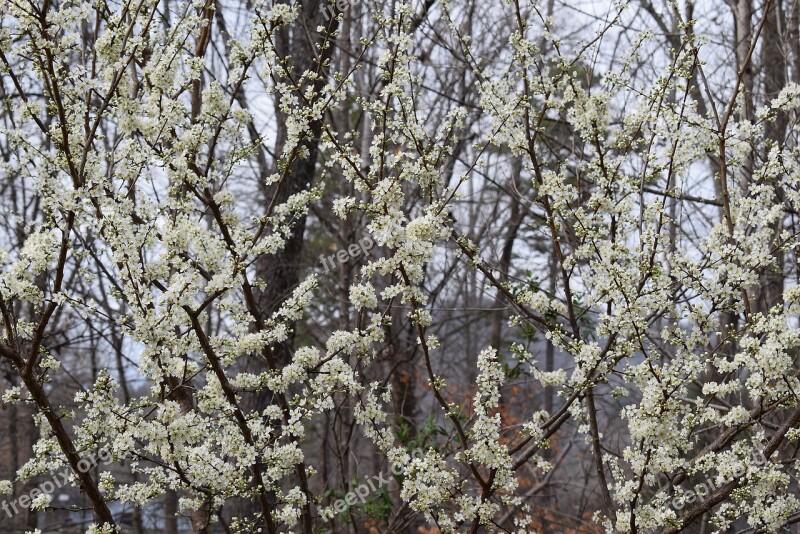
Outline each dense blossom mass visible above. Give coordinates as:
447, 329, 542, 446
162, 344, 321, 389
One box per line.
1, 0, 800, 532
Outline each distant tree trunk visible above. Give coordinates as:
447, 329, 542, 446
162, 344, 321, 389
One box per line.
490, 157, 523, 351
1, 388, 38, 532
248, 2, 339, 530
791, 0, 800, 85
733, 0, 755, 192
254, 0, 336, 345
163, 490, 179, 534
755, 0, 787, 313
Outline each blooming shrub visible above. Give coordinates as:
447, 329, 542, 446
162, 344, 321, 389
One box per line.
1, 0, 800, 533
